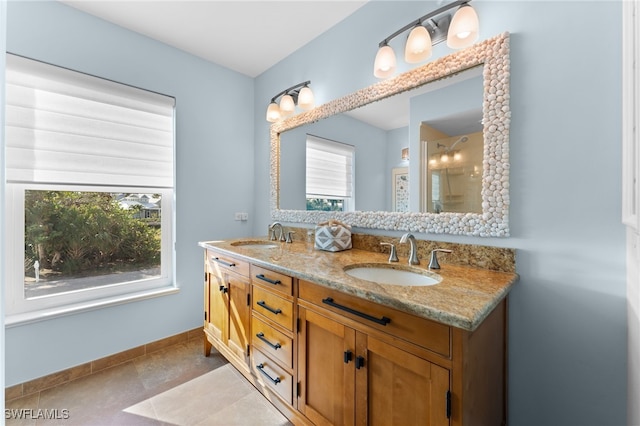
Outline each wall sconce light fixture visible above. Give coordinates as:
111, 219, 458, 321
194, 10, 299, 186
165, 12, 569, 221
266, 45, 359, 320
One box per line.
266, 81, 315, 122
374, 0, 479, 78
401, 147, 410, 161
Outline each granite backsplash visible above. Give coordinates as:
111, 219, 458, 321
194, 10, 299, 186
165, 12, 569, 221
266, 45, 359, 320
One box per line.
283, 226, 515, 274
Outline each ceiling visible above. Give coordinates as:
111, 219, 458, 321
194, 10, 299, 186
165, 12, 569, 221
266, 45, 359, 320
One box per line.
60, 0, 368, 78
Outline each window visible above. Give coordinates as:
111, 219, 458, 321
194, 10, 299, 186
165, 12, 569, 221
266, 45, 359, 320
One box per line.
305, 134, 354, 212
4, 54, 175, 321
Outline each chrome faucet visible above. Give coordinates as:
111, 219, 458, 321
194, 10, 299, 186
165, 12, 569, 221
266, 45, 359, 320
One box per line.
380, 242, 399, 263
399, 233, 420, 265
428, 249, 452, 269
269, 222, 285, 242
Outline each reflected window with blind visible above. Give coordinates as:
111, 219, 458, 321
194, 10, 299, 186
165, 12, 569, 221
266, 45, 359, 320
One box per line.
4, 54, 176, 319
305, 134, 354, 212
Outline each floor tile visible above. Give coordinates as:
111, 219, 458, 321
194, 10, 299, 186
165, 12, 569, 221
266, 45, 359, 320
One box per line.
133, 340, 226, 393
36, 362, 150, 425
127, 365, 259, 425
6, 339, 292, 426
4, 393, 39, 426
195, 391, 292, 426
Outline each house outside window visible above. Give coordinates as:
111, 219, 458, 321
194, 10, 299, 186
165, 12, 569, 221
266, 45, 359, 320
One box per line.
4, 54, 176, 322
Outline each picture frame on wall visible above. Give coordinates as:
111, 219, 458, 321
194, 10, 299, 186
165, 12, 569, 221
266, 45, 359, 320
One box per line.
392, 167, 409, 212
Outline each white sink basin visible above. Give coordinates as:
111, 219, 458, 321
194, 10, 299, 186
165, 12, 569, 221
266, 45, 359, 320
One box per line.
230, 240, 278, 249
344, 264, 440, 286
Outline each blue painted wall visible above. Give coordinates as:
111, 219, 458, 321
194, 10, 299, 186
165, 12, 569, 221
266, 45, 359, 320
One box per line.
4, 1, 255, 386
255, 1, 626, 425
2, 1, 627, 425
279, 113, 387, 212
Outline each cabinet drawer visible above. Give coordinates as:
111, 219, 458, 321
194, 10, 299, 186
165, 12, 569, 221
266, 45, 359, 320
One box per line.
251, 264, 293, 296
252, 316, 294, 369
299, 280, 451, 358
252, 348, 293, 405
207, 249, 249, 277
253, 286, 294, 331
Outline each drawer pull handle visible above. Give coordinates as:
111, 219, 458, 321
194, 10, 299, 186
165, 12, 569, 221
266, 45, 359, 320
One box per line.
322, 297, 391, 326
255, 274, 282, 285
256, 363, 281, 385
256, 332, 282, 350
257, 300, 282, 315
212, 257, 235, 268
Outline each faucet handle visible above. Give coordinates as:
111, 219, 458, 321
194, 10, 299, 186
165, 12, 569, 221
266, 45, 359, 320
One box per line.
380, 242, 399, 263
285, 231, 295, 243
428, 249, 452, 269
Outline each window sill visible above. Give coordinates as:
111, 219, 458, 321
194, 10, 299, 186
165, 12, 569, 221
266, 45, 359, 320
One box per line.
5, 286, 180, 328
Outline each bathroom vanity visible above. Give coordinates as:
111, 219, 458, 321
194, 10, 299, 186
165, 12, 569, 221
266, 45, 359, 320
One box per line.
199, 238, 517, 426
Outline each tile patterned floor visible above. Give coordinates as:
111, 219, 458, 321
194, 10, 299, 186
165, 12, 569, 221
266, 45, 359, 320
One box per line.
6, 338, 292, 425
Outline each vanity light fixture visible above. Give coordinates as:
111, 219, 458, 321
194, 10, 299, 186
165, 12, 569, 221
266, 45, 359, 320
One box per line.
266, 81, 315, 123
373, 0, 479, 78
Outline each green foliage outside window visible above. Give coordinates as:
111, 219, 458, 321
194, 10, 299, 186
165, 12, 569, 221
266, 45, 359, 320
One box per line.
306, 198, 344, 211
25, 191, 161, 278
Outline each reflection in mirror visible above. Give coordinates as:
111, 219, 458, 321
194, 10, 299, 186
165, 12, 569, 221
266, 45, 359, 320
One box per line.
424, 131, 483, 213
280, 67, 483, 214
271, 32, 510, 237
414, 70, 484, 213
279, 112, 389, 213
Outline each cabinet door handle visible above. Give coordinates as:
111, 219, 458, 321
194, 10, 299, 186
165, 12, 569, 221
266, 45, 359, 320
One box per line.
355, 356, 365, 370
219, 285, 228, 294
255, 274, 281, 285
322, 297, 391, 326
344, 350, 353, 364
257, 300, 282, 315
212, 257, 235, 268
256, 363, 281, 385
256, 332, 282, 350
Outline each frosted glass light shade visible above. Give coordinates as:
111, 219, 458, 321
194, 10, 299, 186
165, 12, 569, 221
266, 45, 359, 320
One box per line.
447, 5, 479, 49
405, 26, 432, 63
373, 45, 396, 78
298, 86, 315, 110
279, 94, 295, 117
266, 102, 280, 122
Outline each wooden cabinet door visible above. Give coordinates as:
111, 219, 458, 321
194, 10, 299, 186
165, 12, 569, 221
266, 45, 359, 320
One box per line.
227, 274, 251, 367
298, 306, 356, 426
355, 334, 450, 426
204, 269, 213, 356
207, 270, 228, 343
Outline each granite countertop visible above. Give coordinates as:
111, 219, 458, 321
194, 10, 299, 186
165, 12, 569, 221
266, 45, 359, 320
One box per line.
199, 238, 518, 332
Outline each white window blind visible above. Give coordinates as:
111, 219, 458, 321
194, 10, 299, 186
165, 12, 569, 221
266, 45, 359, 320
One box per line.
5, 54, 175, 188
306, 134, 354, 198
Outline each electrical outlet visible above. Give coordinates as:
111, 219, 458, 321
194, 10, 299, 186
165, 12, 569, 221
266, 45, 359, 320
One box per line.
234, 212, 249, 221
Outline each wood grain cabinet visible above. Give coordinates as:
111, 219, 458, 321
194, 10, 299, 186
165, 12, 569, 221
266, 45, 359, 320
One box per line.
204, 249, 251, 372
202, 247, 507, 426
250, 264, 297, 406
298, 280, 450, 426
297, 279, 507, 426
